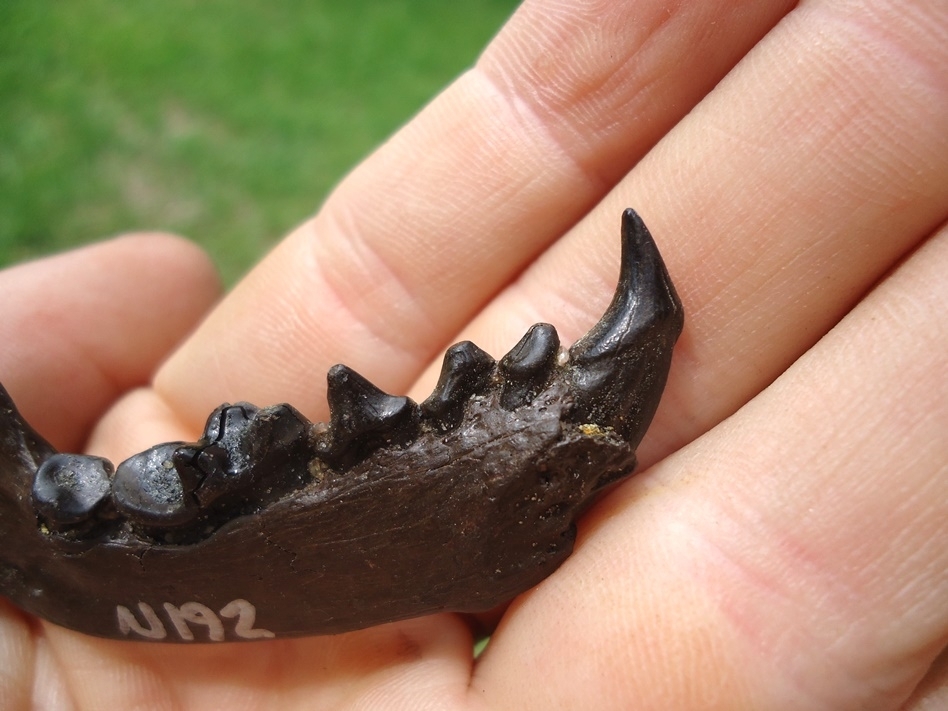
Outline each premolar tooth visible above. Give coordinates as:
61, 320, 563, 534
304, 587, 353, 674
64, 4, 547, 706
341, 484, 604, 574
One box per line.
421, 341, 495, 429
498, 323, 560, 410
32, 453, 113, 529
324, 364, 419, 465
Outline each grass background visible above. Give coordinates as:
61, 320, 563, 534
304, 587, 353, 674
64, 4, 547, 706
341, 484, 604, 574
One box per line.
0, 0, 518, 283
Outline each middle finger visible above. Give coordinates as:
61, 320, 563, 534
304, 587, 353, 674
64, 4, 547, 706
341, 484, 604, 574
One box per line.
426, 0, 948, 469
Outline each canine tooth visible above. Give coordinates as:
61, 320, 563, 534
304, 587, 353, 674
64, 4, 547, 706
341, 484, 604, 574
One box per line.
567, 208, 683, 444
498, 323, 560, 409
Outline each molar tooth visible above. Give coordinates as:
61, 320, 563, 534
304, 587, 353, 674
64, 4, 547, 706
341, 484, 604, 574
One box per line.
112, 443, 198, 527
498, 323, 560, 410
324, 364, 419, 465
32, 453, 113, 529
200, 404, 309, 506
421, 341, 495, 429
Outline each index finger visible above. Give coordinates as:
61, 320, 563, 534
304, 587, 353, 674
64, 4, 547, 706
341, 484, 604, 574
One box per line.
153, 0, 794, 430
0, 235, 218, 451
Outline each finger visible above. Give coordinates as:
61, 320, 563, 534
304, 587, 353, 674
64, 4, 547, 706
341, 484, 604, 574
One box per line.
474, 226, 948, 709
42, 615, 472, 710
0, 600, 33, 709
0, 234, 219, 451
0, 234, 217, 705
429, 0, 948, 469
903, 647, 948, 711
154, 0, 796, 430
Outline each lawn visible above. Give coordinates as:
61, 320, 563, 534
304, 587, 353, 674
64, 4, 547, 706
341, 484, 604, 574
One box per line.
0, 0, 518, 283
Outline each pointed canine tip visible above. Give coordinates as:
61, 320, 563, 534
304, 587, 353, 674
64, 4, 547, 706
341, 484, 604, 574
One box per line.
570, 208, 683, 365
621, 207, 645, 236
564, 209, 683, 442
617, 208, 677, 307
613, 208, 649, 279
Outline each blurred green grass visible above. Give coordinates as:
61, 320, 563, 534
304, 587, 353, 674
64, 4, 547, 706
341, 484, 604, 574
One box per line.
0, 0, 518, 283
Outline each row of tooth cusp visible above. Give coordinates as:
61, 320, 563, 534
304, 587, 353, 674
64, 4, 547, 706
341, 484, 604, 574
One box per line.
31, 324, 566, 537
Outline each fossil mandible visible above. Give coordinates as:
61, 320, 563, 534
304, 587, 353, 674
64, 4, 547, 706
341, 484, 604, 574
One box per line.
0, 209, 683, 642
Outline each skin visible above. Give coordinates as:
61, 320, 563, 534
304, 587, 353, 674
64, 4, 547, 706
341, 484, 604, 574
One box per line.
1, 0, 946, 708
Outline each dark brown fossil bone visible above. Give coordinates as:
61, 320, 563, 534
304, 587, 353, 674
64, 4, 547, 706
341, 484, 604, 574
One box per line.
0, 209, 683, 642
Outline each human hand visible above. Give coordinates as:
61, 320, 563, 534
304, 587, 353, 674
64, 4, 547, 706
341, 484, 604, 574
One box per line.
2, 0, 946, 708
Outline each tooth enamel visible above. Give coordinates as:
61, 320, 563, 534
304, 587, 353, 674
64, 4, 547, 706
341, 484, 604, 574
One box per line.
567, 208, 684, 446
498, 323, 560, 410
324, 364, 420, 465
32, 453, 113, 529
112, 443, 198, 527
421, 341, 495, 429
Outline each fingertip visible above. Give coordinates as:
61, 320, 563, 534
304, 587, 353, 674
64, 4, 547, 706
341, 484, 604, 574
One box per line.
99, 231, 223, 308
0, 233, 222, 451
